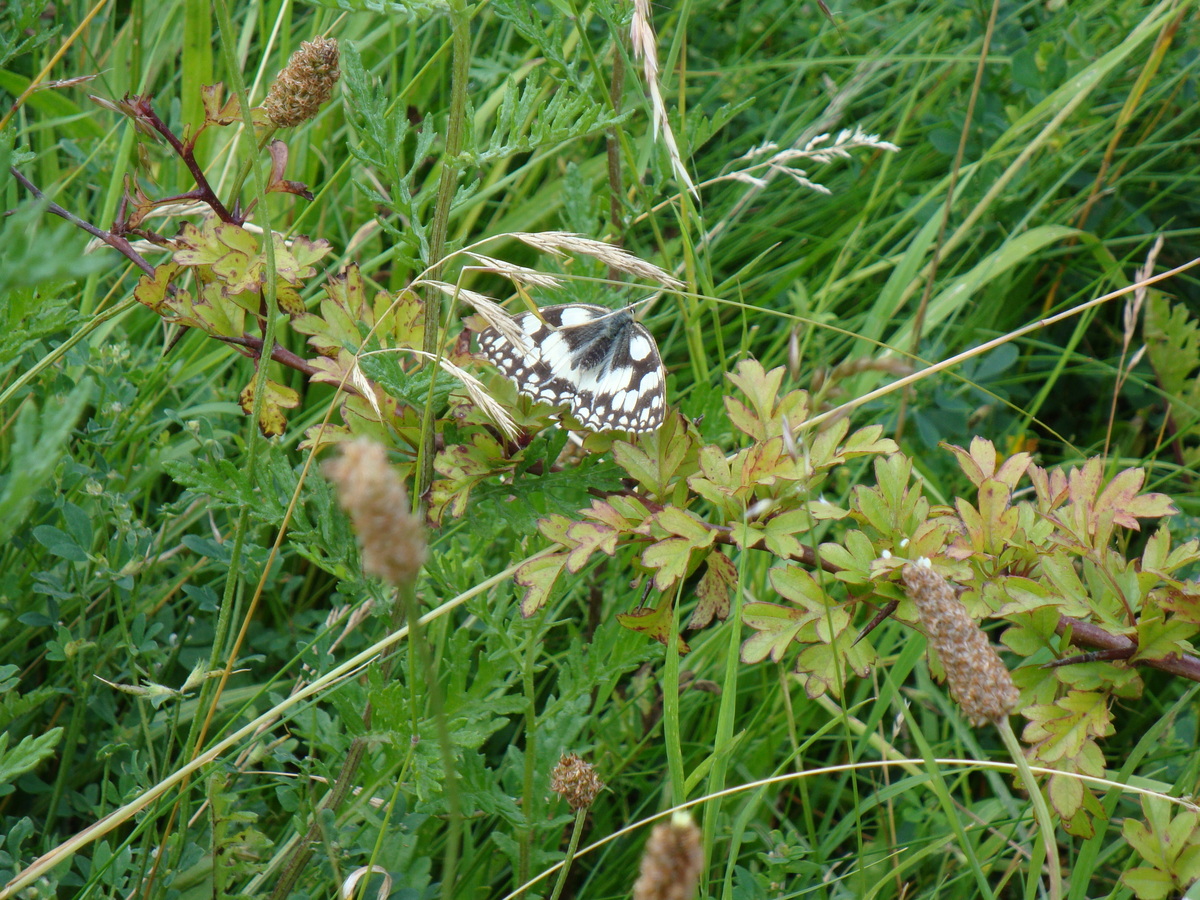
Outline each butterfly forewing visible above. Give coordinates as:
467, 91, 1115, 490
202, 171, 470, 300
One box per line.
477, 304, 666, 433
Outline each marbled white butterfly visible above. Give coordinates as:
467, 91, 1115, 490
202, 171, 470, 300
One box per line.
478, 304, 666, 433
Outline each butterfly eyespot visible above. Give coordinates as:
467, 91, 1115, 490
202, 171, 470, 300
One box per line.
478, 303, 667, 433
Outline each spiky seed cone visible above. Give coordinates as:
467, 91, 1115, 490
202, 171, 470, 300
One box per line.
901, 562, 1019, 726
550, 753, 604, 811
633, 813, 704, 900
263, 36, 340, 128
323, 440, 426, 587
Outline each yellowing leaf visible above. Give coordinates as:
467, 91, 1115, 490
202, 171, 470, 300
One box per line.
740, 602, 807, 663
516, 553, 567, 616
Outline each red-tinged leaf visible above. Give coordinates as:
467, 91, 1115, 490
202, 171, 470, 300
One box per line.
1067, 459, 1104, 518
516, 553, 567, 616
564, 521, 619, 573
134, 260, 183, 315
1022, 691, 1111, 762
537, 514, 574, 545
740, 602, 806, 663
994, 451, 1033, 490
977, 480, 1018, 547
1132, 613, 1197, 663
769, 566, 828, 613
689, 550, 737, 629
955, 496, 985, 549
617, 600, 688, 651
943, 440, 986, 487
579, 499, 635, 531
434, 431, 506, 479
740, 439, 793, 487
724, 395, 762, 440
1119, 490, 1177, 525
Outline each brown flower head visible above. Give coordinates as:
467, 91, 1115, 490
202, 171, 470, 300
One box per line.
901, 560, 1019, 726
323, 440, 426, 587
263, 36, 340, 128
633, 813, 704, 900
550, 753, 604, 811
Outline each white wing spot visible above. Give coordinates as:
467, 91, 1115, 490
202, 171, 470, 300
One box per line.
628, 334, 652, 361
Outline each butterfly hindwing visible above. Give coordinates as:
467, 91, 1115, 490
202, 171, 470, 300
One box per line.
478, 304, 666, 433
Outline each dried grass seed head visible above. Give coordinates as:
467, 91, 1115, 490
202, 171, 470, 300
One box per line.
550, 753, 605, 810
323, 440, 426, 586
263, 36, 340, 128
901, 560, 1019, 726
633, 812, 704, 900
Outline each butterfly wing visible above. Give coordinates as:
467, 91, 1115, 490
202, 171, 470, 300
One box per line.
478, 304, 666, 433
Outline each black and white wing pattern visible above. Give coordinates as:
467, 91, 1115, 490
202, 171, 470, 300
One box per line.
477, 304, 666, 433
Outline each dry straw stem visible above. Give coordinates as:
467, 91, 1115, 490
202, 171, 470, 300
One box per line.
262, 36, 340, 128
323, 441, 427, 586
900, 560, 1017, 726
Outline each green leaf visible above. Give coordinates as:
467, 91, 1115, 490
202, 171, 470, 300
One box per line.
32, 526, 88, 562
0, 380, 93, 545
0, 727, 63, 787
1133, 613, 1197, 664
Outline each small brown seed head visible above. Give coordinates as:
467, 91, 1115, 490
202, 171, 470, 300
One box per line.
901, 561, 1019, 726
263, 36, 340, 128
550, 753, 604, 811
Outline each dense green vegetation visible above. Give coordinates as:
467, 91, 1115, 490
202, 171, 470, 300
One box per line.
3, 0, 1200, 898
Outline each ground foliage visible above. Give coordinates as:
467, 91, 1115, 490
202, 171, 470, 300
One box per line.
3, 1, 1200, 899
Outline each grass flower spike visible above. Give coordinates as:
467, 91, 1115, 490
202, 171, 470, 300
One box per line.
263, 36, 340, 128
323, 440, 426, 587
633, 812, 704, 900
901, 560, 1018, 725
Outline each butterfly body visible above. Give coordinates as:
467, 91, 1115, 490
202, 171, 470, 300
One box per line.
478, 304, 666, 433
